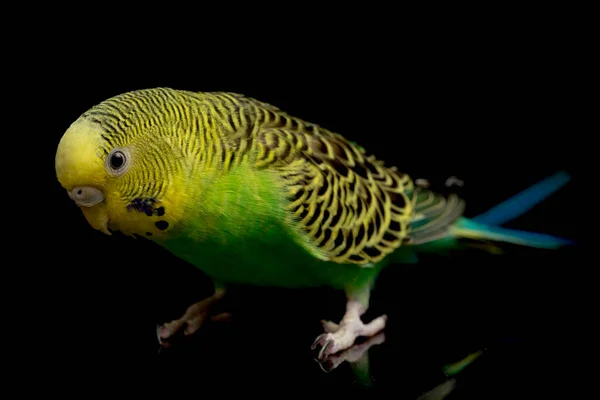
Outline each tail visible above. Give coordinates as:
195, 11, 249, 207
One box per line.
471, 170, 571, 225
452, 218, 573, 249
451, 171, 574, 249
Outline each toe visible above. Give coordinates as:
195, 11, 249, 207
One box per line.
184, 312, 207, 335
157, 324, 177, 347
210, 312, 232, 322
157, 320, 188, 347
321, 320, 340, 333
157, 324, 173, 340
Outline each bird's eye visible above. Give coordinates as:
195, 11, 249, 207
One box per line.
105, 148, 130, 176
110, 151, 125, 169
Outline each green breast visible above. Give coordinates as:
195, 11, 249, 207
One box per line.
160, 223, 325, 287
160, 211, 387, 290
154, 165, 383, 290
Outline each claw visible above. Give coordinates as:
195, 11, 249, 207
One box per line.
311, 333, 337, 360
311, 333, 327, 351
311, 292, 387, 376
311, 333, 329, 360
319, 339, 334, 360
313, 332, 386, 375
312, 312, 387, 361
157, 323, 186, 348
156, 324, 163, 344
157, 325, 173, 349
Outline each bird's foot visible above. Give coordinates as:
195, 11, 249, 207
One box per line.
315, 331, 386, 373
157, 288, 228, 347
311, 314, 387, 360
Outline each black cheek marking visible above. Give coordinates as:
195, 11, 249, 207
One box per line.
127, 197, 158, 216
146, 232, 153, 236
156, 207, 165, 216
155, 221, 169, 230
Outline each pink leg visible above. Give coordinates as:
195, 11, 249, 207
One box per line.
157, 287, 227, 345
311, 287, 387, 359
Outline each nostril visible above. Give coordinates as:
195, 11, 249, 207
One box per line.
72, 187, 85, 199
69, 186, 105, 207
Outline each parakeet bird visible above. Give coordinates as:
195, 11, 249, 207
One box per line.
55, 88, 573, 359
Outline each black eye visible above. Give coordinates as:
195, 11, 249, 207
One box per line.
105, 148, 130, 176
109, 151, 126, 170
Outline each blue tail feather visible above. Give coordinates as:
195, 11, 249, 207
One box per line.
472, 170, 571, 226
450, 171, 574, 249
454, 218, 574, 249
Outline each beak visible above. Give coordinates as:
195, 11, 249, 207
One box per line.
80, 205, 112, 235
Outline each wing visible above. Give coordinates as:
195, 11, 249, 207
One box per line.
247, 100, 416, 266
407, 186, 466, 245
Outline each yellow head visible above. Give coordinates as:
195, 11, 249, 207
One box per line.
55, 89, 189, 239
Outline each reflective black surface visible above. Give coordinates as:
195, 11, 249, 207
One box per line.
38, 172, 581, 397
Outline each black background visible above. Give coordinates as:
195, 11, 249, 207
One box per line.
11, 13, 587, 399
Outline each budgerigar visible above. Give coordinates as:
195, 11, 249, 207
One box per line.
55, 87, 573, 359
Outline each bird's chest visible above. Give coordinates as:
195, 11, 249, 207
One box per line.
157, 221, 332, 287
151, 166, 374, 289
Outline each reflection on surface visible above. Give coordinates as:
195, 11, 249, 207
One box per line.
150, 266, 539, 396
412, 350, 483, 399
442, 350, 483, 376
415, 379, 456, 400
86, 221, 576, 397
314, 331, 386, 388
156, 305, 485, 398
314, 330, 482, 397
